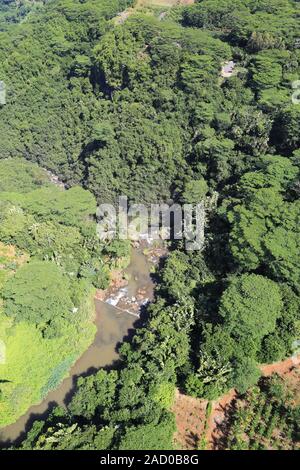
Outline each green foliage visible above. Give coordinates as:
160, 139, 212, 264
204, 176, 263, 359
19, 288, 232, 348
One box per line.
0, 159, 101, 426
185, 351, 232, 399
191, 272, 290, 395
0, 309, 95, 427
28, 422, 116, 450
1, 0, 300, 452
251, 54, 282, 90
119, 414, 176, 450
231, 357, 261, 394
219, 274, 283, 341
273, 105, 300, 154
161, 250, 213, 301
182, 0, 299, 48
0, 158, 50, 193
182, 178, 208, 204
247, 31, 284, 53
228, 158, 300, 289
69, 370, 118, 420
0, 0, 41, 30
259, 285, 300, 363
2, 261, 73, 333
150, 382, 175, 410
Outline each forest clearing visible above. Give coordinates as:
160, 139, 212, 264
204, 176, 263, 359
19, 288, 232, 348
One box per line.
115, 0, 195, 24
173, 355, 300, 450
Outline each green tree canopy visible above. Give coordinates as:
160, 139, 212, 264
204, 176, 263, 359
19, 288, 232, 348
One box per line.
2, 261, 73, 330
219, 274, 283, 342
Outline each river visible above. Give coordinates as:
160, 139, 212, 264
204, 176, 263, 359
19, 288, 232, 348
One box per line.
0, 248, 155, 447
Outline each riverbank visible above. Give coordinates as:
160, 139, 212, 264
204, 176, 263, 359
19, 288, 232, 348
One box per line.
96, 242, 167, 316
0, 244, 164, 446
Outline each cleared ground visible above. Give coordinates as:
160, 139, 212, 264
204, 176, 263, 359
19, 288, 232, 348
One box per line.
115, 0, 195, 24
173, 355, 300, 450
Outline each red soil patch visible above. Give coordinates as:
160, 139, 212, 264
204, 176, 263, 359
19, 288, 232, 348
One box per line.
283, 367, 300, 407
0, 243, 16, 259
260, 355, 300, 376
172, 389, 208, 450
0, 242, 29, 271
173, 355, 300, 450
206, 389, 237, 450
261, 355, 300, 408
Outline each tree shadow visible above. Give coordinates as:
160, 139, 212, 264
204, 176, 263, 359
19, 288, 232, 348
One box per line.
185, 431, 200, 449
210, 398, 238, 450
0, 400, 58, 449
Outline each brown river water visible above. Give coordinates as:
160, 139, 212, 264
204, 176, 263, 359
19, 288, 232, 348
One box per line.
0, 248, 155, 446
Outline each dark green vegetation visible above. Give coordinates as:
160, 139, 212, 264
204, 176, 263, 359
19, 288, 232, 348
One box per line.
0, 0, 299, 450
0, 0, 41, 31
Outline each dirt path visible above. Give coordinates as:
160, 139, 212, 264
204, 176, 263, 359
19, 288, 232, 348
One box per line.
173, 354, 300, 450
260, 354, 300, 376
172, 389, 208, 450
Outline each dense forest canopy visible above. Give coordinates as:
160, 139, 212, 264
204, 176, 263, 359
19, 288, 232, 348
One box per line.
0, 0, 299, 451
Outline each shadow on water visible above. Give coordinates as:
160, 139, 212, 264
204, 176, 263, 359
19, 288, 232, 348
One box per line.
0, 248, 155, 448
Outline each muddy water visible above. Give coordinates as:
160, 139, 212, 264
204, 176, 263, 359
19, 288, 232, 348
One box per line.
0, 248, 154, 446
